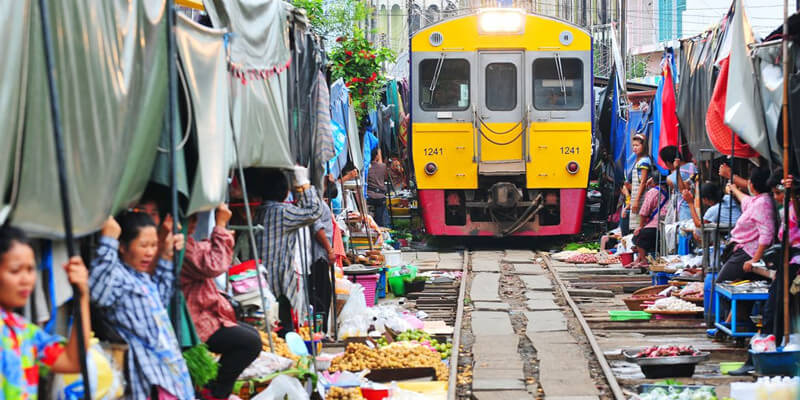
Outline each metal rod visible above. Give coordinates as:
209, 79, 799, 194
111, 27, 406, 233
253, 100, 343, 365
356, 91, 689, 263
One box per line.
166, 0, 183, 335
781, 0, 791, 342
446, 250, 468, 400
36, 1, 90, 398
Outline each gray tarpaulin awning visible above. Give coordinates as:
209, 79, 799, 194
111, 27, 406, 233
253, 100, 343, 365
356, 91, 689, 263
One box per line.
11, 0, 167, 238
203, 0, 294, 168
724, 0, 780, 163
753, 43, 787, 164
0, 1, 30, 225
176, 14, 235, 214
676, 32, 719, 157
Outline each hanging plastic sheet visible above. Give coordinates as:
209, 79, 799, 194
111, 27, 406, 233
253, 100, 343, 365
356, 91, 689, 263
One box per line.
706, 56, 759, 158
175, 14, 235, 214
348, 104, 364, 171
676, 31, 720, 158
656, 52, 679, 171
329, 78, 351, 177
650, 71, 667, 175
288, 26, 323, 167
0, 1, 29, 225
752, 43, 786, 165
204, 0, 294, 169
202, 0, 290, 72
12, 0, 167, 238
724, 0, 778, 163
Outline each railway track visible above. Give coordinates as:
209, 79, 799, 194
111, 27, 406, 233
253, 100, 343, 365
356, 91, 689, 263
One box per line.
540, 252, 753, 399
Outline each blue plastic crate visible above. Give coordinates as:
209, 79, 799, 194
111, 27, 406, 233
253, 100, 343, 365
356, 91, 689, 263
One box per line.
651, 271, 677, 286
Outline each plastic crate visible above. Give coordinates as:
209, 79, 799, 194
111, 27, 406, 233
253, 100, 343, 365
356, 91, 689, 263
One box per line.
354, 274, 380, 307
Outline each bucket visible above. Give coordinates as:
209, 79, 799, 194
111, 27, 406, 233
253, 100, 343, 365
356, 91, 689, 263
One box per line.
619, 252, 634, 266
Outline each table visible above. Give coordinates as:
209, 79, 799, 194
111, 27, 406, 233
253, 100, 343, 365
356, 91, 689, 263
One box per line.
714, 283, 769, 337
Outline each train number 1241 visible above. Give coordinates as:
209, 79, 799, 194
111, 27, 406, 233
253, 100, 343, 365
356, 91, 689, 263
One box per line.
560, 146, 579, 154
424, 147, 443, 156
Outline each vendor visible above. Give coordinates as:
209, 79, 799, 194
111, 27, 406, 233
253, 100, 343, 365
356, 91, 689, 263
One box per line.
660, 146, 697, 222
0, 226, 91, 399
252, 167, 322, 336
309, 180, 337, 333
716, 168, 776, 284
681, 181, 742, 236
632, 173, 670, 267
367, 148, 390, 228
90, 214, 195, 400
332, 161, 359, 215
625, 134, 652, 232
181, 203, 262, 400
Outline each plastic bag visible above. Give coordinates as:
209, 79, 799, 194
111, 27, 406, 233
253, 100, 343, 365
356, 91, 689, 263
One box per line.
55, 342, 125, 400
237, 351, 295, 380
338, 284, 369, 338
751, 334, 777, 353
253, 375, 309, 400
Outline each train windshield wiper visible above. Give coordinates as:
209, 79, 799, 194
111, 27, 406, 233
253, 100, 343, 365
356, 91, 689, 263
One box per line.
554, 53, 567, 104
429, 53, 446, 96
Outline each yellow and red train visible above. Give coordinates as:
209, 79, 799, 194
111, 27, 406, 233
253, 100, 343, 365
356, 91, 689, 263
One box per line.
410, 8, 593, 237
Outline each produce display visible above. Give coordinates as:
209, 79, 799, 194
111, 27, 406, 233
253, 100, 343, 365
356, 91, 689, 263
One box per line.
637, 386, 717, 400
329, 342, 449, 380
563, 242, 600, 251
258, 331, 300, 361
375, 329, 453, 359
678, 283, 703, 298
645, 297, 704, 313
566, 253, 598, 264
298, 326, 324, 341
634, 346, 703, 358
326, 387, 365, 400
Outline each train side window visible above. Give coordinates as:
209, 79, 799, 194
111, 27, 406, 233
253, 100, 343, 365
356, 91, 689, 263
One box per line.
533, 58, 583, 111
484, 63, 517, 111
419, 59, 470, 111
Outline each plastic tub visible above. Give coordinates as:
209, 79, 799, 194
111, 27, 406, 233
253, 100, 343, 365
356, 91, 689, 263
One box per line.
751, 349, 800, 376
354, 274, 380, 307
383, 250, 403, 267
360, 388, 390, 400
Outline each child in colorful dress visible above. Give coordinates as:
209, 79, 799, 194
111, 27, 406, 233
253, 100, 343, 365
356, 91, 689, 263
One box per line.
0, 225, 91, 400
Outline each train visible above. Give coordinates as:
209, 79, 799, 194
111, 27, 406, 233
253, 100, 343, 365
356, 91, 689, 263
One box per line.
410, 8, 593, 237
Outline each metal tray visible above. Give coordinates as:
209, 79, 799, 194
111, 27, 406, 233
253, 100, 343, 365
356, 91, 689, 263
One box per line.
623, 350, 710, 366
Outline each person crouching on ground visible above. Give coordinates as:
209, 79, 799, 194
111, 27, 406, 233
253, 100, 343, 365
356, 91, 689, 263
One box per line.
181, 203, 262, 400
90, 213, 194, 400
0, 226, 91, 399
632, 174, 670, 267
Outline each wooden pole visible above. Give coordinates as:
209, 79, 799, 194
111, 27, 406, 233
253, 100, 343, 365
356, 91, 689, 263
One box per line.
36, 1, 91, 397
781, 0, 791, 342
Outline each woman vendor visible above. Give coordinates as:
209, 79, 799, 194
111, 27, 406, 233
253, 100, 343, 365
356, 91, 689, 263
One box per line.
0, 226, 91, 399
716, 168, 777, 284
632, 174, 670, 267
624, 134, 652, 232
181, 203, 262, 400
90, 214, 194, 400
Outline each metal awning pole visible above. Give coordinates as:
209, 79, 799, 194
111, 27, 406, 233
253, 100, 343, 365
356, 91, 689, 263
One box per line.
780, 0, 791, 343
36, 1, 90, 398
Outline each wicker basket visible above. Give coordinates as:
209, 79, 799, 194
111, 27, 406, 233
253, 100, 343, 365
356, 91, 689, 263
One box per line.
623, 285, 671, 311
236, 380, 270, 400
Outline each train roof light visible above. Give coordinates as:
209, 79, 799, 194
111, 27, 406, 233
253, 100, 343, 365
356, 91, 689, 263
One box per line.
478, 8, 525, 35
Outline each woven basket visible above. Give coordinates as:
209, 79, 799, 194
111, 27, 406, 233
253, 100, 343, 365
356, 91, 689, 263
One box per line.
623, 285, 671, 311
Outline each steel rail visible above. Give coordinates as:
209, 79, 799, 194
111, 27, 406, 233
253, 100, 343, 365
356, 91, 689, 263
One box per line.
447, 249, 469, 400
539, 251, 626, 400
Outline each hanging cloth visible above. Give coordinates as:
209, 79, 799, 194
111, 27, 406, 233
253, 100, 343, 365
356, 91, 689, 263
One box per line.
314, 71, 336, 187
706, 56, 759, 158
657, 54, 679, 171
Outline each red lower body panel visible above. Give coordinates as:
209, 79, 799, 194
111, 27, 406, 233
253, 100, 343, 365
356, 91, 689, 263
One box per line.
419, 188, 586, 236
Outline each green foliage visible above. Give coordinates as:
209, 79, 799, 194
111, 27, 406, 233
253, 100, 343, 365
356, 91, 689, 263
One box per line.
292, 0, 369, 42
182, 344, 218, 387
329, 29, 396, 123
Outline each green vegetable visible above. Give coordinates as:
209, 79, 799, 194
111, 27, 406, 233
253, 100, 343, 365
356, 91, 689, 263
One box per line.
182, 344, 218, 387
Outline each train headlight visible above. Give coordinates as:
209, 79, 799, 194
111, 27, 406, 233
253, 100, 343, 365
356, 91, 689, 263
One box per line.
566, 161, 579, 174
425, 162, 438, 175
477, 9, 525, 35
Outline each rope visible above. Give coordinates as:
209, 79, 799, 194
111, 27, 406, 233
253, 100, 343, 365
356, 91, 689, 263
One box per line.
478, 117, 522, 135
157, 62, 193, 153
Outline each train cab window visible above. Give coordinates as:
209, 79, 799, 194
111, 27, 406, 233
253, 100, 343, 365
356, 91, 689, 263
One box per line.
419, 58, 470, 111
533, 58, 583, 111
485, 63, 517, 111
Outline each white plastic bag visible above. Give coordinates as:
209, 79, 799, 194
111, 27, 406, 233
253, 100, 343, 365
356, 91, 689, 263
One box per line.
253, 375, 309, 400
338, 284, 369, 338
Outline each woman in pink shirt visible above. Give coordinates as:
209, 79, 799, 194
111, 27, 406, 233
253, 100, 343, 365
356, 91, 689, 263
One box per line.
632, 174, 670, 267
717, 168, 776, 283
